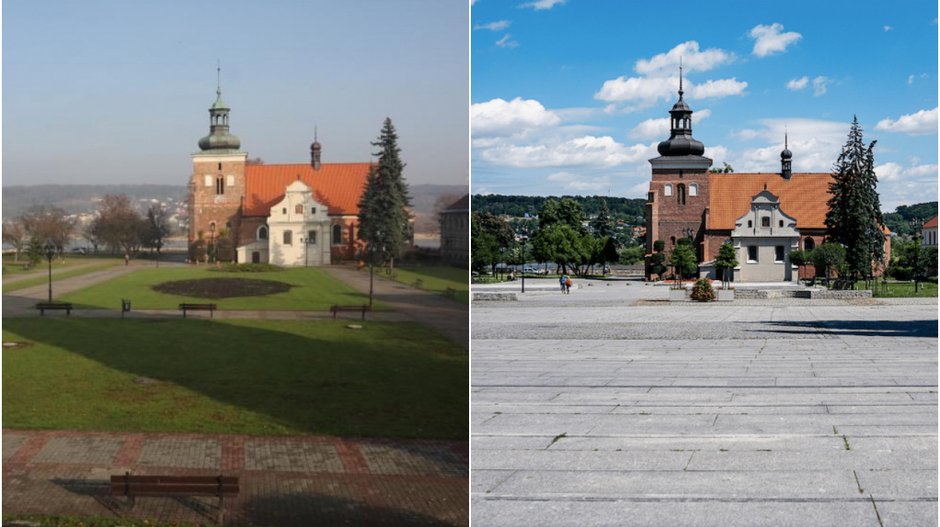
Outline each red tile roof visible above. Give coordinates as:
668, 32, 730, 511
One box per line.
924, 215, 938, 229
708, 173, 833, 231
243, 163, 373, 217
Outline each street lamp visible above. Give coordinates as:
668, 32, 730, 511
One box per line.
521, 226, 529, 294
209, 222, 216, 263
43, 242, 55, 302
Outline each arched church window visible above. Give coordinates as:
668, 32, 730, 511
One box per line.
689, 184, 698, 197
216, 177, 224, 195
258, 226, 268, 240
332, 225, 342, 245
804, 238, 815, 251
664, 184, 672, 197
677, 184, 686, 205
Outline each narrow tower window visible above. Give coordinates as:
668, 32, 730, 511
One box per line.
677, 184, 686, 205
332, 224, 342, 245
216, 177, 224, 195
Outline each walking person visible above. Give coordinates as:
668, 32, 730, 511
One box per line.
559, 273, 567, 293
564, 274, 572, 294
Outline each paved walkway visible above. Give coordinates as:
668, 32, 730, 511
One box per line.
472, 281, 938, 526
3, 429, 467, 526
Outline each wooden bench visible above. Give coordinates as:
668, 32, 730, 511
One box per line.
330, 304, 370, 320
36, 302, 72, 316
111, 472, 238, 524
443, 287, 457, 299
179, 303, 217, 318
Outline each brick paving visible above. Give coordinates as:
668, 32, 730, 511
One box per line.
3, 430, 468, 526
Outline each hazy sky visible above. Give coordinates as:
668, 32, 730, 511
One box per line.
4, 0, 469, 188
471, 0, 937, 210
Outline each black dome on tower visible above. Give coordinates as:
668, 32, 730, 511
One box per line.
656, 66, 705, 157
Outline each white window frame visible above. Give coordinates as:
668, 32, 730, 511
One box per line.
774, 245, 785, 263
689, 183, 698, 197
663, 184, 673, 197
226, 175, 235, 187
204, 175, 213, 187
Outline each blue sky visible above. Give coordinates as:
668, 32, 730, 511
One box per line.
471, 0, 938, 210
4, 1, 468, 188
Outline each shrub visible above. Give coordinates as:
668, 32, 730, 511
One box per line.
653, 240, 665, 252
690, 278, 715, 302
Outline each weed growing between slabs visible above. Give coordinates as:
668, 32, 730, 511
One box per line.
3, 318, 466, 439
58, 266, 385, 311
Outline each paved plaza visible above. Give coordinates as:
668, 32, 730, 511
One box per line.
471, 279, 938, 526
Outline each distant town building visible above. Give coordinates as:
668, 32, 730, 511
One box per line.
922, 215, 938, 247
645, 70, 888, 282
439, 194, 469, 267
187, 72, 380, 266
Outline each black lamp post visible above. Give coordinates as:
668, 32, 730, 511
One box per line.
209, 222, 216, 263
43, 242, 55, 302
521, 226, 529, 294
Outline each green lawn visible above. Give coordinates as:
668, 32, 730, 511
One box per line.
2, 255, 119, 278
3, 261, 120, 293
59, 266, 382, 311
871, 281, 938, 298
3, 318, 466, 439
384, 265, 468, 303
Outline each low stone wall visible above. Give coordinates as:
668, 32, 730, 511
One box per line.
473, 292, 518, 301
732, 289, 872, 300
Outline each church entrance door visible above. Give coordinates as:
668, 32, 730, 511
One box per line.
252, 251, 260, 264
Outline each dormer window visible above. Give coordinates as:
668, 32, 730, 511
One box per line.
761, 217, 770, 228
295, 204, 303, 214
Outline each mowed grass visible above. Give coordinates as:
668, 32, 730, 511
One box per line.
3, 261, 121, 293
59, 266, 382, 311
3, 318, 466, 439
871, 281, 938, 298
385, 265, 468, 304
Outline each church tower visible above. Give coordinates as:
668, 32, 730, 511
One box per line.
645, 63, 713, 262
189, 65, 248, 261
780, 132, 793, 179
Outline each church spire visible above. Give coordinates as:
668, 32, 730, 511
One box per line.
780, 126, 793, 179
198, 63, 241, 152
655, 63, 705, 157
310, 125, 322, 170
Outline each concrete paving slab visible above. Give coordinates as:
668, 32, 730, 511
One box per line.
472, 285, 937, 526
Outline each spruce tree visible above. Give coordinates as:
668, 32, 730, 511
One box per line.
825, 116, 884, 282
358, 118, 411, 269
591, 200, 614, 237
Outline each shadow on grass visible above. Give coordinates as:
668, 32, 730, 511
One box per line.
5, 318, 467, 440
754, 319, 938, 338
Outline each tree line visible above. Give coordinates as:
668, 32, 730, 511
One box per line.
2, 195, 172, 263
473, 197, 641, 276
472, 194, 646, 224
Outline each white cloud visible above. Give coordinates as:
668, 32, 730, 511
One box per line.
471, 97, 560, 136
547, 171, 611, 192
786, 76, 809, 90
595, 75, 678, 105
474, 20, 511, 31
883, 25, 894, 31
634, 41, 734, 77
875, 107, 938, 135
629, 109, 711, 140
812, 76, 830, 96
704, 145, 729, 164
690, 78, 748, 99
875, 162, 903, 181
749, 23, 802, 57
873, 162, 937, 182
907, 73, 928, 85
729, 118, 848, 173
479, 135, 656, 169
496, 34, 519, 48
595, 75, 745, 104
520, 0, 564, 9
